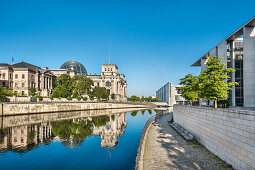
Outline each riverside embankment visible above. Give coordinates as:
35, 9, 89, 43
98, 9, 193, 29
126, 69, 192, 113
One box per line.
0, 102, 156, 116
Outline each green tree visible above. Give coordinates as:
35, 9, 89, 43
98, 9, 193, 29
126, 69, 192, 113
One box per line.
28, 87, 37, 97
177, 74, 200, 105
140, 96, 145, 101
200, 56, 237, 108
130, 95, 140, 101
93, 87, 110, 101
72, 75, 93, 98
0, 86, 7, 102
52, 74, 73, 98
153, 96, 160, 101
111, 93, 116, 100
147, 96, 153, 102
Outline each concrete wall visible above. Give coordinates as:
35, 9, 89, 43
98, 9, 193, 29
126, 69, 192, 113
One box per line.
0, 102, 154, 116
243, 26, 255, 107
173, 105, 255, 169
0, 107, 145, 129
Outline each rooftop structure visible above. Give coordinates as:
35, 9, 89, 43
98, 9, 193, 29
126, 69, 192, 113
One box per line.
60, 61, 87, 75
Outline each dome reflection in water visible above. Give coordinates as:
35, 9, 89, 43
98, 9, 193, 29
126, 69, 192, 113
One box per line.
0, 109, 155, 170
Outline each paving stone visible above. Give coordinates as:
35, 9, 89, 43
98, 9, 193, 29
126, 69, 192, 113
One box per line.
143, 113, 232, 170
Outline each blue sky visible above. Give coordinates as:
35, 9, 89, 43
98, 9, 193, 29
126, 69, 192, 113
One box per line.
0, 0, 255, 97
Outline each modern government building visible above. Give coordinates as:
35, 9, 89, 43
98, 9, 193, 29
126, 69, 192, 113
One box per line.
192, 16, 255, 107
0, 60, 127, 101
156, 82, 186, 106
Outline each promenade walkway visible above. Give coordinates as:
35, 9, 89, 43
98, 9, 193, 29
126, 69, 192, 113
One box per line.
143, 113, 231, 170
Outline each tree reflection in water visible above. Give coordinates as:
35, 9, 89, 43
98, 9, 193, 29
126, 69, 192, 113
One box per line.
0, 112, 128, 152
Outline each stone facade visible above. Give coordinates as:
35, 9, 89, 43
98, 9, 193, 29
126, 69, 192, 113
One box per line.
173, 105, 255, 169
87, 64, 127, 102
0, 61, 127, 101
0, 62, 55, 97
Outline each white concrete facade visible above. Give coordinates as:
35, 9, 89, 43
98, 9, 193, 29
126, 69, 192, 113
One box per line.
156, 82, 186, 106
243, 26, 255, 107
192, 16, 255, 107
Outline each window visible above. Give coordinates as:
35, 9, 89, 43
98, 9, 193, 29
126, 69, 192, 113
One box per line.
21, 91, 24, 95
111, 68, 112, 71
15, 83, 18, 88
105, 68, 107, 71
10, 74, 13, 79
2, 73, 5, 79
15, 74, 18, 79
14, 137, 17, 143
22, 83, 25, 88
31, 75, 34, 79
108, 68, 109, 71
106, 81, 111, 87
22, 74, 25, 79
3, 82, 6, 87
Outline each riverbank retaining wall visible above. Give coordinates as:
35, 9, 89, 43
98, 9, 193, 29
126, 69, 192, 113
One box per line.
173, 105, 255, 170
0, 102, 155, 116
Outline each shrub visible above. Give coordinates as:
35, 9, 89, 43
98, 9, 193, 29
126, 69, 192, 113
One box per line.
77, 97, 81, 101
36, 95, 43, 101
50, 96, 54, 100
66, 97, 72, 101
218, 100, 230, 108
83, 97, 87, 101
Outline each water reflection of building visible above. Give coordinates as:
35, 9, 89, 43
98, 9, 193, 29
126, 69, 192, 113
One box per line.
0, 123, 53, 153
93, 113, 127, 148
0, 112, 128, 153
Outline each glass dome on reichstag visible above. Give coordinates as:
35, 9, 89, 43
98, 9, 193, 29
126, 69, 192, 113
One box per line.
60, 61, 87, 75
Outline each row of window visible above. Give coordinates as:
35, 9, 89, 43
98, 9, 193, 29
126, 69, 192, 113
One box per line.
0, 73, 29, 80
13, 82, 26, 88
105, 68, 113, 72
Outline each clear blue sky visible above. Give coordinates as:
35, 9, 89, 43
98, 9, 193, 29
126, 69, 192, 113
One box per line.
0, 0, 255, 97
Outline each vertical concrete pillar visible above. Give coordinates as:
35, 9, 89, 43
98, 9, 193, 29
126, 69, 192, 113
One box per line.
230, 40, 236, 106
243, 26, 255, 107
217, 41, 227, 67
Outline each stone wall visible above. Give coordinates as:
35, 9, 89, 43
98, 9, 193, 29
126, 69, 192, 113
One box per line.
0, 107, 146, 129
0, 102, 154, 116
173, 105, 255, 170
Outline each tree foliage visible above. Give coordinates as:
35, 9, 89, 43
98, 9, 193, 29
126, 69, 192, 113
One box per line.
28, 87, 37, 97
72, 75, 93, 98
52, 74, 73, 98
0, 85, 7, 102
0, 85, 16, 102
177, 74, 200, 102
178, 56, 237, 108
111, 93, 116, 100
93, 87, 110, 100
200, 56, 237, 108
52, 74, 94, 99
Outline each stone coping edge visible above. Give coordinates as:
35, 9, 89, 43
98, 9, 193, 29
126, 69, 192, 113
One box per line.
135, 115, 156, 170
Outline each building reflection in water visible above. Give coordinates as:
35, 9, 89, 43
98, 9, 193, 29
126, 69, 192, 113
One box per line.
0, 112, 127, 153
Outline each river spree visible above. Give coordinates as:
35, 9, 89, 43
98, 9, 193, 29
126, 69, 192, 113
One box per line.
0, 109, 155, 170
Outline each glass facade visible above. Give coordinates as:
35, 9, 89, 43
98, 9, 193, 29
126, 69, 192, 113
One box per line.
227, 40, 244, 106
60, 61, 87, 75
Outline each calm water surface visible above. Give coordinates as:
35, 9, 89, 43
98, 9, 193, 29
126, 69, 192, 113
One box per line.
0, 109, 155, 170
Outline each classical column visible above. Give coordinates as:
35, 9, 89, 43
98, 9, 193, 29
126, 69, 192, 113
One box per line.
243, 26, 255, 107
114, 79, 117, 94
